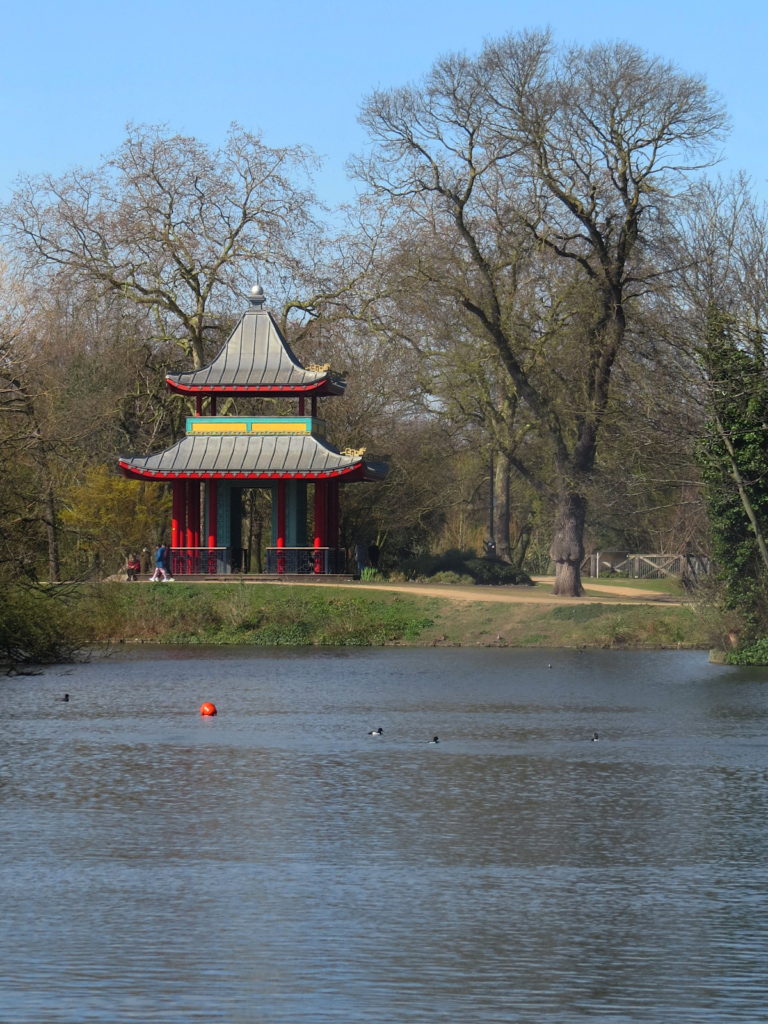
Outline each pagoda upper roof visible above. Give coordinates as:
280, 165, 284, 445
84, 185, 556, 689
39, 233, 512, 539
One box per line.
118, 434, 388, 483
166, 289, 346, 397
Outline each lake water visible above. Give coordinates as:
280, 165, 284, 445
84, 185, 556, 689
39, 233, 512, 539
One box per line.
2, 647, 768, 1023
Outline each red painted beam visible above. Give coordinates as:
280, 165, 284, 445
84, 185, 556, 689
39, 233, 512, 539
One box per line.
118, 461, 363, 483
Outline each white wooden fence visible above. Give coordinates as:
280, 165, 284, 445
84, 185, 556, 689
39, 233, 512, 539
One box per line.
581, 552, 711, 580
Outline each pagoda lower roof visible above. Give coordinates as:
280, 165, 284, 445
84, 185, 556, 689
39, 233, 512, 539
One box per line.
166, 306, 345, 396
118, 434, 388, 482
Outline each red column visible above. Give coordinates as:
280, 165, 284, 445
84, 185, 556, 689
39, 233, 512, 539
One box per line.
183, 481, 191, 549
195, 394, 203, 416
276, 481, 287, 547
313, 481, 326, 548
171, 481, 184, 549
328, 479, 340, 550
207, 481, 218, 548
313, 480, 328, 574
187, 481, 200, 548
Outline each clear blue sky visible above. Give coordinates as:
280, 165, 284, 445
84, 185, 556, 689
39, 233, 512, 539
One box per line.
1, 0, 766, 208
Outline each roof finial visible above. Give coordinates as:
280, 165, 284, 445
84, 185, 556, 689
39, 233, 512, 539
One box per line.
249, 284, 266, 308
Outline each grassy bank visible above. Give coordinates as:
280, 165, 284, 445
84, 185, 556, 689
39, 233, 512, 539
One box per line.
86, 582, 437, 646
2, 579, 712, 664
77, 581, 707, 650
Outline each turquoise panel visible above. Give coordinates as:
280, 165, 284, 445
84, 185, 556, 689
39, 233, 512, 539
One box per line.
268, 482, 307, 546
185, 416, 322, 435
217, 483, 231, 548
286, 480, 308, 547
229, 488, 242, 550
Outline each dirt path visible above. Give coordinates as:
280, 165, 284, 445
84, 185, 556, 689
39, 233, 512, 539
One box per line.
268, 576, 684, 606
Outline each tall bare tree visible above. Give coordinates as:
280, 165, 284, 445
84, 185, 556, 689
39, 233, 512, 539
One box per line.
355, 30, 727, 594
2, 124, 321, 369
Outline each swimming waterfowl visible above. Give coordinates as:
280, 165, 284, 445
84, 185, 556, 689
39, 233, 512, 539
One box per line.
429, 735, 439, 744
56, 694, 70, 702
368, 727, 384, 736
591, 731, 599, 742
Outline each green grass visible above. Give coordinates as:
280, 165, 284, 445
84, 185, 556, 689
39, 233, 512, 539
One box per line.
85, 581, 708, 650
1, 579, 712, 664
547, 604, 697, 647
550, 604, 614, 622
83, 582, 435, 647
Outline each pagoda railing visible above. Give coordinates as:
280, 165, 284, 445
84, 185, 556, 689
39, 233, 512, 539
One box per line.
167, 546, 348, 575
265, 547, 347, 575
170, 547, 245, 575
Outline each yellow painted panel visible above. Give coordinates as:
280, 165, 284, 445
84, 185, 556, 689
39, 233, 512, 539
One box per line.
250, 422, 310, 434
191, 422, 247, 434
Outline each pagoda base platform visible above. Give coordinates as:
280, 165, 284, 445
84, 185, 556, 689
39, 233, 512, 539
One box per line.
140, 574, 357, 584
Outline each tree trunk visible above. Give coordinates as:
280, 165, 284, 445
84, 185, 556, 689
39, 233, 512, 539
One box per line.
493, 451, 512, 562
511, 522, 531, 569
14, 380, 61, 583
549, 491, 586, 596
714, 412, 768, 574
44, 482, 61, 583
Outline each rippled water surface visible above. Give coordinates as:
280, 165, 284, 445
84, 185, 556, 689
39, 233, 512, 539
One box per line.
2, 647, 768, 1023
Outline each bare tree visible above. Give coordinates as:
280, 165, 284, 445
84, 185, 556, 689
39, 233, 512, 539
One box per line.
0, 269, 63, 581
355, 30, 727, 594
2, 124, 321, 369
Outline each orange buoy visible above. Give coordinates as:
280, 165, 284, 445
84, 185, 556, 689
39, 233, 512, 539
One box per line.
200, 702, 217, 716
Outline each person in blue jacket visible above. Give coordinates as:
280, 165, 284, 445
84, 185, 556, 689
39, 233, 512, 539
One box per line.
150, 542, 172, 581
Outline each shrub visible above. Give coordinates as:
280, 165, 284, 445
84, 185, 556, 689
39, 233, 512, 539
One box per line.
0, 585, 89, 664
397, 549, 534, 587
463, 558, 534, 586
430, 571, 475, 585
726, 637, 768, 665
399, 553, 443, 580
360, 567, 384, 581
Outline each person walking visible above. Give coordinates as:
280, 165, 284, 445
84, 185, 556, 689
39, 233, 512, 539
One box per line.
150, 542, 172, 581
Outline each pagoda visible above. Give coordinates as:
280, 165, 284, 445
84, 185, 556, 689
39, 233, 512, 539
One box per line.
118, 286, 388, 576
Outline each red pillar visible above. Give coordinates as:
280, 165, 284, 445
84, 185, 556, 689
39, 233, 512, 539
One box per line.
276, 481, 287, 547
313, 480, 328, 574
174, 481, 188, 549
183, 481, 191, 549
328, 479, 340, 550
171, 481, 184, 549
207, 481, 218, 548
195, 394, 203, 416
187, 481, 200, 548
313, 480, 327, 548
